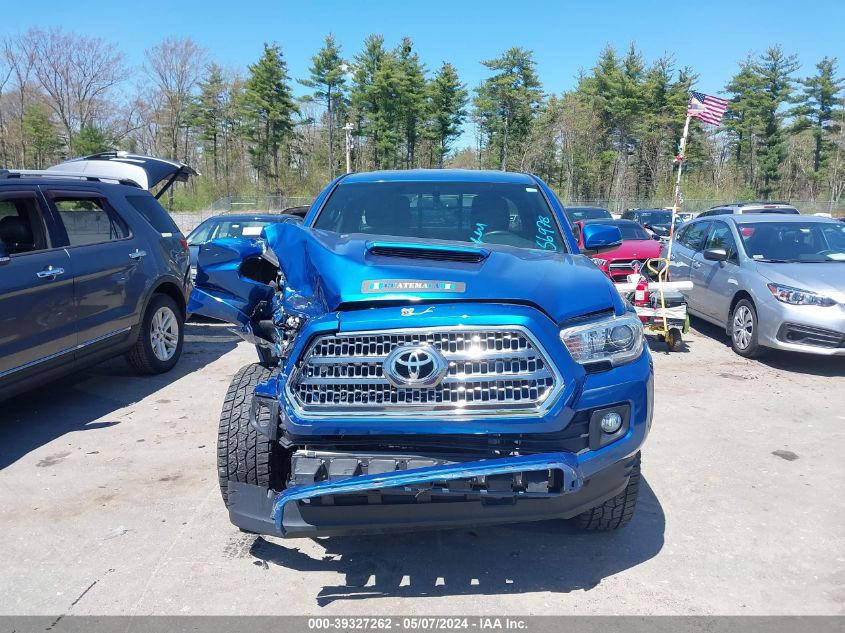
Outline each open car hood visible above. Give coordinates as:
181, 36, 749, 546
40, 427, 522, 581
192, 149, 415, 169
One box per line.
48, 152, 198, 198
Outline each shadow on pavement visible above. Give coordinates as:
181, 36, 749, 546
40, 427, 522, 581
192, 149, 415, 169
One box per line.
0, 323, 240, 470
690, 316, 845, 377
250, 477, 664, 606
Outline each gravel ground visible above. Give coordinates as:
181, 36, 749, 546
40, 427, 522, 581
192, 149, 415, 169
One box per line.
0, 320, 843, 615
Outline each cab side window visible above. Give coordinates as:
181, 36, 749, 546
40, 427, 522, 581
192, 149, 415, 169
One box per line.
678, 221, 711, 251
705, 222, 738, 262
0, 194, 49, 255
52, 195, 129, 246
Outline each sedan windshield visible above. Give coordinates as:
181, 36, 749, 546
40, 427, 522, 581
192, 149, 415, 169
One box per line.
314, 182, 566, 252
619, 224, 650, 240
636, 211, 673, 226
567, 207, 611, 222
739, 222, 845, 262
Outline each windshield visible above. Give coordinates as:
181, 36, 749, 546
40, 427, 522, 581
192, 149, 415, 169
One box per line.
738, 221, 845, 262
636, 211, 673, 226
567, 207, 611, 222
314, 182, 566, 252
619, 224, 650, 240
187, 219, 274, 245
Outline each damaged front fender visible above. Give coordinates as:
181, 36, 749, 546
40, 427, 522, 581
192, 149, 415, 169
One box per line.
271, 452, 583, 534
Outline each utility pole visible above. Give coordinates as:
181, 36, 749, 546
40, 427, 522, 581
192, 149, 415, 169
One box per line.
344, 122, 354, 173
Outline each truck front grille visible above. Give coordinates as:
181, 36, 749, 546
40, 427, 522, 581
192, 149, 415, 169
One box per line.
287, 326, 562, 417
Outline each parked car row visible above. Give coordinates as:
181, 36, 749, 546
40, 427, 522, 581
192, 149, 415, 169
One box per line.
563, 201, 844, 358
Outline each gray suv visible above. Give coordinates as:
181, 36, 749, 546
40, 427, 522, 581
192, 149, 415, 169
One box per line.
663, 214, 845, 357
0, 153, 195, 400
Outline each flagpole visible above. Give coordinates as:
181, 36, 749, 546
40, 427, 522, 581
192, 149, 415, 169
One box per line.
666, 113, 692, 266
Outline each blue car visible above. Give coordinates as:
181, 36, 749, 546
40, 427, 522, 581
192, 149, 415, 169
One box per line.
191, 170, 653, 538
186, 212, 303, 281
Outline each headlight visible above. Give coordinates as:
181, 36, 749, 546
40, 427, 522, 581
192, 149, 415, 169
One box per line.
766, 283, 836, 307
560, 314, 644, 366
591, 258, 608, 267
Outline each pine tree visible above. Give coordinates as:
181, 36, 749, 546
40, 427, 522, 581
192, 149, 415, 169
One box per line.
473, 47, 543, 170
395, 37, 427, 167
428, 62, 467, 168
792, 57, 844, 175
191, 63, 226, 180
74, 124, 111, 155
724, 56, 762, 184
241, 43, 296, 191
350, 35, 401, 169
754, 46, 800, 198
300, 34, 347, 178
21, 103, 59, 168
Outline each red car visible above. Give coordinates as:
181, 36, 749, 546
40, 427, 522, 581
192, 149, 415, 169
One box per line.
575, 219, 663, 282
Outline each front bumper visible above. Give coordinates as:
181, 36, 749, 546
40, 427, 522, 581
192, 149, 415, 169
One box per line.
227, 453, 638, 538
756, 297, 845, 356
234, 302, 653, 537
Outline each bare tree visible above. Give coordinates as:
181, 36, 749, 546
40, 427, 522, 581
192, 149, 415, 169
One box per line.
28, 28, 126, 154
2, 35, 37, 164
144, 37, 206, 160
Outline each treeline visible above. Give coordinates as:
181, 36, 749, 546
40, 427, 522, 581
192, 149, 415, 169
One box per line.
0, 29, 843, 211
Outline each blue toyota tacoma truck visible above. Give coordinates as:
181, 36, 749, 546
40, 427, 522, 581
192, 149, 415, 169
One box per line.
190, 169, 653, 538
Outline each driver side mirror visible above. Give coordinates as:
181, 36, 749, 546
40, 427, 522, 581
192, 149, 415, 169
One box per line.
581, 223, 623, 255
703, 247, 728, 262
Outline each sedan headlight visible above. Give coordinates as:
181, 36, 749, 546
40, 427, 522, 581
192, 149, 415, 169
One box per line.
560, 314, 644, 366
591, 257, 608, 267
766, 283, 836, 307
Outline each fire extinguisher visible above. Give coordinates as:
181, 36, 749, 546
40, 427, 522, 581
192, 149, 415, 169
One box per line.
634, 275, 650, 308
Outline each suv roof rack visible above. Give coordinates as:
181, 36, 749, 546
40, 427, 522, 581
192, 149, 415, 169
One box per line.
0, 168, 143, 188
710, 201, 791, 209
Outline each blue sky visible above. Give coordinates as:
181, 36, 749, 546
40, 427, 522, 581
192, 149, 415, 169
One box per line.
3, 0, 843, 145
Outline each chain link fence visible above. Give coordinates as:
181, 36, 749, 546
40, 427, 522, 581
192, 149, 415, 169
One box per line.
173, 195, 314, 233
171, 194, 843, 233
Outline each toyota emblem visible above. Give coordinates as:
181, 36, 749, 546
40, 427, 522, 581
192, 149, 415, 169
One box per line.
383, 345, 448, 388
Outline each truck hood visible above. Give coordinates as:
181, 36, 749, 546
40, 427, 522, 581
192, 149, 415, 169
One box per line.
264, 222, 622, 323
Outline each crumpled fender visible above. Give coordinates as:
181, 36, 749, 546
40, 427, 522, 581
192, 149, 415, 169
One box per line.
271, 452, 583, 534
189, 237, 277, 345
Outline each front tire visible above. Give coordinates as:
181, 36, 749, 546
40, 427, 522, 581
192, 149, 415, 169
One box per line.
127, 293, 184, 374
217, 363, 286, 507
574, 453, 640, 531
730, 298, 766, 358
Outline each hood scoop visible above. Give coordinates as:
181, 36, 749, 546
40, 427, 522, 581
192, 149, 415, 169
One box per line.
367, 241, 489, 263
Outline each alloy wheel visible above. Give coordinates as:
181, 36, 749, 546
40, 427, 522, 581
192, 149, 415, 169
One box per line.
150, 306, 179, 361
732, 305, 753, 350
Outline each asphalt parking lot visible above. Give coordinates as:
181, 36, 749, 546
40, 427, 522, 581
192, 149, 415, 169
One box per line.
1, 320, 843, 616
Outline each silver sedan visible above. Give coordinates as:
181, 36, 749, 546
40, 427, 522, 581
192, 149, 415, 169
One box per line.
661, 214, 845, 357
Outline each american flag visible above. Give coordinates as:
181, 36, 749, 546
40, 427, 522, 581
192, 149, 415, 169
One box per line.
687, 91, 728, 126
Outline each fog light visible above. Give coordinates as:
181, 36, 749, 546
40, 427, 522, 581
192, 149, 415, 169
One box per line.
600, 411, 623, 434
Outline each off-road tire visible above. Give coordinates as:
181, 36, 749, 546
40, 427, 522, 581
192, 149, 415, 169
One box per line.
127, 293, 184, 374
574, 453, 641, 531
217, 363, 285, 507
730, 298, 767, 359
